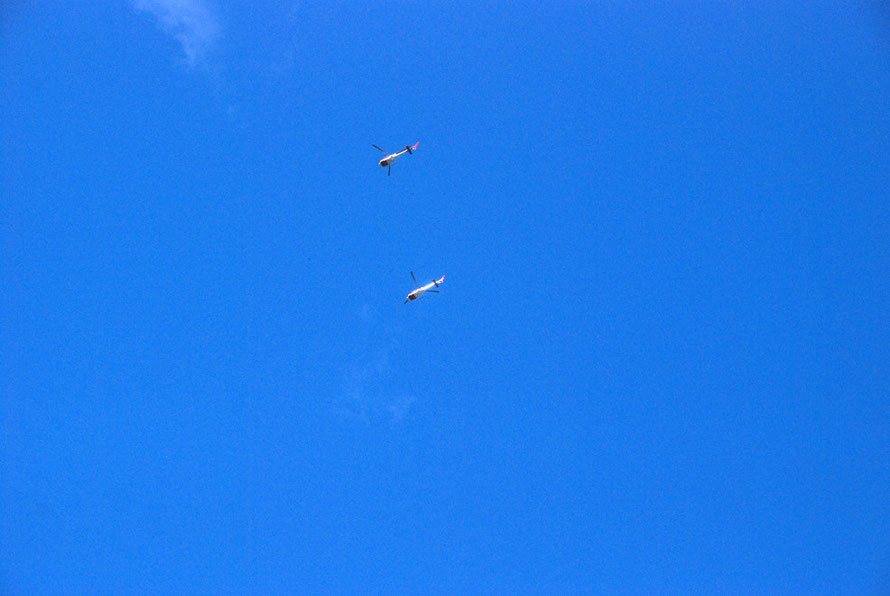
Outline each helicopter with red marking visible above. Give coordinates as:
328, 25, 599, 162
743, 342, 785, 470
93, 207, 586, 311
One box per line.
373, 142, 419, 176
404, 272, 445, 304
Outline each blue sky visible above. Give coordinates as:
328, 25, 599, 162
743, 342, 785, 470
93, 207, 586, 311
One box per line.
2, 1, 889, 593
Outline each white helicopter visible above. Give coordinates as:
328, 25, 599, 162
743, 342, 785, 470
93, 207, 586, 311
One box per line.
373, 142, 419, 176
405, 272, 445, 304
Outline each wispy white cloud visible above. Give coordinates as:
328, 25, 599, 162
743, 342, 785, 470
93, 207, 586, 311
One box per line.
134, 0, 221, 67
335, 330, 415, 426
387, 395, 415, 424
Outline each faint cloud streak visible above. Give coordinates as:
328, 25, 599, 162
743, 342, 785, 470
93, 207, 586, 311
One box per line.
134, 0, 222, 67
335, 319, 415, 426
388, 395, 415, 424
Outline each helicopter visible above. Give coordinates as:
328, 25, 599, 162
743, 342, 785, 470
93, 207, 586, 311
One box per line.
373, 142, 419, 176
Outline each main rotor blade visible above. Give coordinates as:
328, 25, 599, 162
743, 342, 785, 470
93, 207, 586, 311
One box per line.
411, 271, 418, 287
427, 290, 439, 293
372, 144, 387, 153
